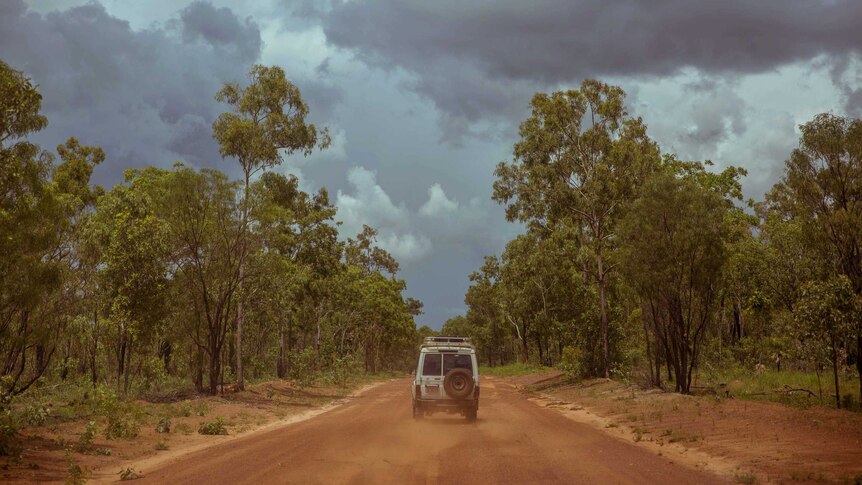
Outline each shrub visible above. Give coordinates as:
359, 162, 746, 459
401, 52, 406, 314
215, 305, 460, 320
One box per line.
560, 346, 584, 379
140, 356, 168, 390
156, 416, 171, 434
105, 415, 138, 440
0, 387, 20, 457
178, 401, 192, 417
65, 452, 88, 485
198, 417, 228, 435
290, 348, 318, 387
24, 401, 51, 427
75, 421, 97, 453
154, 440, 168, 450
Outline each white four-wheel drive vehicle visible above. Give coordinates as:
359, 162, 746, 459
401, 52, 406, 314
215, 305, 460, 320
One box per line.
411, 336, 479, 421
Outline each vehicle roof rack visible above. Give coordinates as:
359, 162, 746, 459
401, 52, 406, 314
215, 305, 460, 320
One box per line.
420, 336, 475, 350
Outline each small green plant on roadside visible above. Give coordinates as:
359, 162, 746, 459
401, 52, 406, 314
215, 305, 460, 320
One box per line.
24, 401, 51, 427
0, 384, 21, 457
119, 465, 142, 480
192, 401, 209, 417
178, 401, 192, 417
65, 451, 88, 485
75, 421, 97, 453
156, 416, 170, 434
734, 472, 757, 484
155, 440, 168, 450
105, 415, 138, 439
198, 417, 228, 435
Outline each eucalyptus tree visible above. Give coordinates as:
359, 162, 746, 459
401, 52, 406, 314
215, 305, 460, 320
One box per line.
213, 64, 329, 389
0, 61, 63, 396
249, 171, 340, 376
765, 113, 862, 397
157, 166, 243, 395
88, 168, 171, 393
619, 162, 740, 393
794, 275, 860, 408
493, 80, 660, 377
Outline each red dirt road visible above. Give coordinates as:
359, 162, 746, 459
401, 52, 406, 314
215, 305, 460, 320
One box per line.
132, 377, 722, 484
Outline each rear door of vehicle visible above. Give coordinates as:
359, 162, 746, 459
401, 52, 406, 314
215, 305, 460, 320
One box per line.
420, 352, 445, 400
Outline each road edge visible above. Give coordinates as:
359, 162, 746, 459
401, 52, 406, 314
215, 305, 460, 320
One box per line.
89, 379, 393, 484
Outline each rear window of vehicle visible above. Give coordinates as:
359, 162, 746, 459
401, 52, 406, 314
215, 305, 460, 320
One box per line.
422, 354, 442, 376
443, 354, 472, 374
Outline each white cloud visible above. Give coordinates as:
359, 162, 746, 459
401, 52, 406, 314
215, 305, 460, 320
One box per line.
419, 183, 459, 217
378, 233, 432, 261
335, 166, 431, 261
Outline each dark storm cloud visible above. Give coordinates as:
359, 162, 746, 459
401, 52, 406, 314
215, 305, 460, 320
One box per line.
322, 0, 862, 122
0, 0, 260, 183
180, 1, 261, 59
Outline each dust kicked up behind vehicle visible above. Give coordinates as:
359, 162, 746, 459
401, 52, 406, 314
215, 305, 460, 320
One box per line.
411, 336, 479, 421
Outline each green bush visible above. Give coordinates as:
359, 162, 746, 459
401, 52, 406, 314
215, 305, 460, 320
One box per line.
65, 452, 88, 485
105, 415, 138, 439
289, 348, 318, 387
198, 417, 228, 435
560, 346, 584, 379
156, 416, 171, 433
0, 383, 20, 457
75, 421, 97, 453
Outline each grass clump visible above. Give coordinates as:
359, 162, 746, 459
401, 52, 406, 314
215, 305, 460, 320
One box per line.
734, 472, 757, 484
198, 417, 228, 435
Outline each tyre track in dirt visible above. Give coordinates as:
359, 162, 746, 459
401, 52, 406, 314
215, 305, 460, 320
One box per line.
128, 377, 724, 484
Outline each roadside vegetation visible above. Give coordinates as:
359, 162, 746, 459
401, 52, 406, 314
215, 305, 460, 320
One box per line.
0, 58, 423, 468
447, 80, 862, 412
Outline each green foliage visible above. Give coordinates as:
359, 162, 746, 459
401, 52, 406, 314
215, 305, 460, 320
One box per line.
560, 346, 584, 379
155, 417, 170, 434
105, 415, 138, 440
75, 421, 97, 453
198, 417, 228, 435
0, 385, 20, 457
65, 451, 88, 485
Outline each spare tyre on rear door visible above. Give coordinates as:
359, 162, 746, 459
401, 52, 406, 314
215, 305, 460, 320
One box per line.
443, 367, 474, 399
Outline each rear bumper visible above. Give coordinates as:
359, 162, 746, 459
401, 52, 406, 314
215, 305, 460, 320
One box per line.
414, 398, 477, 409
414, 386, 479, 410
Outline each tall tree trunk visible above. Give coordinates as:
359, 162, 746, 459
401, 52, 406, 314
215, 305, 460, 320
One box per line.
235, 168, 251, 391
597, 252, 610, 378
91, 309, 98, 386
856, 335, 862, 401
117, 329, 126, 392
123, 335, 133, 395
277, 320, 286, 379
831, 333, 841, 409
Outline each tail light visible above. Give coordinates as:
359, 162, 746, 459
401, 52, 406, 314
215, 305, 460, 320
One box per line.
415, 384, 421, 399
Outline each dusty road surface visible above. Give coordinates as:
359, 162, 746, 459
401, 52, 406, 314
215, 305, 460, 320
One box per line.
132, 377, 722, 484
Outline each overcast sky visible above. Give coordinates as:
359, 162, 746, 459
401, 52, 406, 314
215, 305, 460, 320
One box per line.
3, 0, 861, 328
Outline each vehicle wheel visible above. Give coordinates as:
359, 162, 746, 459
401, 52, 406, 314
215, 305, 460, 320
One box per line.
412, 403, 423, 419
466, 408, 477, 422
443, 368, 474, 399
